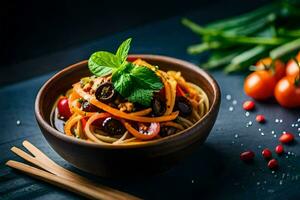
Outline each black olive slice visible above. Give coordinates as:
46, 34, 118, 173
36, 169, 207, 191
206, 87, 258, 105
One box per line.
175, 96, 192, 117
151, 95, 166, 116
95, 82, 116, 103
82, 100, 101, 112
102, 117, 126, 136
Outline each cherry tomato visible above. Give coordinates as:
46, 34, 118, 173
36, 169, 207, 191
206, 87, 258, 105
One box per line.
274, 76, 300, 108
256, 57, 285, 81
57, 97, 72, 120
286, 52, 300, 77
244, 70, 277, 100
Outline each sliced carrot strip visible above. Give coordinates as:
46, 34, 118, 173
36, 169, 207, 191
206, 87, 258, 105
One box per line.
130, 108, 152, 116
64, 114, 82, 136
73, 83, 179, 122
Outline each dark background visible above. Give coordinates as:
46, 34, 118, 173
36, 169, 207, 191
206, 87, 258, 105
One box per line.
2, 1, 300, 200
0, 0, 269, 86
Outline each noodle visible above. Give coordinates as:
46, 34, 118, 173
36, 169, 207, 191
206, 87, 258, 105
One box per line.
55, 59, 210, 145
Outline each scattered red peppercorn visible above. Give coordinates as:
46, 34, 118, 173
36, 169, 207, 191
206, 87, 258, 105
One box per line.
243, 100, 255, 111
240, 151, 255, 162
279, 132, 295, 144
268, 159, 278, 170
262, 148, 272, 159
256, 114, 266, 123
275, 144, 284, 155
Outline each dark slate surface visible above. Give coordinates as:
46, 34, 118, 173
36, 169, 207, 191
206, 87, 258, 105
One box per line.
1, 2, 300, 200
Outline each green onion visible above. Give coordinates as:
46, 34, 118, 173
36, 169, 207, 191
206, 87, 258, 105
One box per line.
182, 0, 300, 73
270, 38, 300, 59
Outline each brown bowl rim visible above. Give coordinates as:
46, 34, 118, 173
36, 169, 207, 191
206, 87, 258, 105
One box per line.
35, 54, 220, 149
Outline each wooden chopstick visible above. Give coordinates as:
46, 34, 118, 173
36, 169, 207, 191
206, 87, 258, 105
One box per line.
7, 140, 141, 200
6, 160, 116, 200
21, 141, 140, 200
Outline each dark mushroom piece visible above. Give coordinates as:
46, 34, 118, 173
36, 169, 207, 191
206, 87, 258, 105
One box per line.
95, 82, 116, 103
175, 96, 192, 117
159, 126, 177, 137
151, 95, 166, 116
102, 117, 126, 136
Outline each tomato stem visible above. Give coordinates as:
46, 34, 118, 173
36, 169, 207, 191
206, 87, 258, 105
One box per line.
292, 57, 300, 87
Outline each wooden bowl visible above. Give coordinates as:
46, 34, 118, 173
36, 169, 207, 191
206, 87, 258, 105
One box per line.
35, 55, 221, 177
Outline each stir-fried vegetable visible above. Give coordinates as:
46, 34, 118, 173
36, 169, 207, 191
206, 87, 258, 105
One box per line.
182, 0, 300, 73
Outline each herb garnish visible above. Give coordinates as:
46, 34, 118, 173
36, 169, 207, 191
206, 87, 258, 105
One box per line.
88, 38, 163, 106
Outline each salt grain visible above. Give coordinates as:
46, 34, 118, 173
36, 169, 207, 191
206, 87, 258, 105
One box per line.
229, 106, 234, 111
226, 94, 232, 100
259, 128, 262, 131
16, 120, 21, 126
245, 112, 250, 117
275, 119, 279, 123
234, 134, 239, 138
271, 131, 275, 134
232, 100, 237, 105
261, 132, 265, 136
279, 180, 283, 185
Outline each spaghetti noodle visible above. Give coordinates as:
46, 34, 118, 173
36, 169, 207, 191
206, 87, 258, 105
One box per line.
53, 59, 209, 145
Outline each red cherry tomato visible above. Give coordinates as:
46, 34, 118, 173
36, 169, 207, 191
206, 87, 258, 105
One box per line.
274, 76, 300, 108
244, 58, 285, 100
57, 97, 72, 120
256, 57, 286, 80
286, 52, 300, 77
244, 71, 277, 100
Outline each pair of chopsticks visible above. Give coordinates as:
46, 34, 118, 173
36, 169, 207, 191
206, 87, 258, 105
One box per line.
6, 140, 140, 200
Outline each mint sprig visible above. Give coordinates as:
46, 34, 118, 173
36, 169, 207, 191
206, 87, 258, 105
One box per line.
88, 38, 163, 106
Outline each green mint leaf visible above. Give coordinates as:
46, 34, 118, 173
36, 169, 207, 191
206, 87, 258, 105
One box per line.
112, 63, 163, 106
128, 89, 153, 106
116, 38, 132, 63
112, 65, 133, 97
130, 66, 163, 90
88, 51, 121, 77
